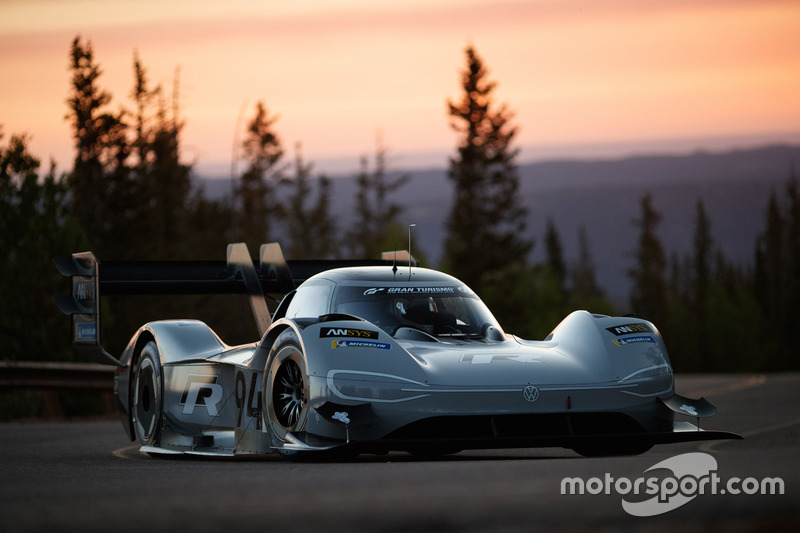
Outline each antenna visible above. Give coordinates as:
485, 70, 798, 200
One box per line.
408, 224, 416, 281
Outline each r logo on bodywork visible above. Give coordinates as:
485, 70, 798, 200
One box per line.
461, 353, 542, 364
181, 375, 223, 416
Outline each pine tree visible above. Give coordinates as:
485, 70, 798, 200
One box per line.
544, 218, 566, 294
147, 77, 192, 257
1, 129, 86, 361
571, 225, 603, 303
628, 194, 668, 325
691, 200, 713, 368
442, 45, 531, 292
124, 56, 193, 257
235, 101, 283, 252
279, 144, 337, 259
755, 192, 785, 324
66, 36, 128, 253
345, 137, 409, 259
754, 172, 800, 369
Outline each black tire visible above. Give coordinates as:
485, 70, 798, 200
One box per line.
131, 341, 163, 446
263, 329, 310, 449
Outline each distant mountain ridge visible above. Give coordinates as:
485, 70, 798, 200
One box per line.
195, 144, 800, 303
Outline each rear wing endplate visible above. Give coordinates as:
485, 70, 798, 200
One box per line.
53, 252, 117, 366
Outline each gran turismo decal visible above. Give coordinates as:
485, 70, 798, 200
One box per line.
180, 375, 223, 416
320, 327, 379, 339
363, 286, 456, 296
612, 335, 656, 346
606, 323, 654, 336
332, 340, 391, 350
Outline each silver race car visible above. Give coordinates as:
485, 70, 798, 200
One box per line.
56, 243, 739, 458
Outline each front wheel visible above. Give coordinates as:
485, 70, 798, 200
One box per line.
131, 341, 163, 445
263, 329, 310, 450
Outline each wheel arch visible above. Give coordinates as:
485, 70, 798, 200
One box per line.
254, 320, 303, 370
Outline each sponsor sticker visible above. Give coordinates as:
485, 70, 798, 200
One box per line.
363, 286, 456, 296
332, 411, 351, 424
332, 340, 391, 350
320, 327, 379, 339
606, 323, 654, 336
612, 335, 656, 346
75, 280, 95, 301
75, 321, 97, 341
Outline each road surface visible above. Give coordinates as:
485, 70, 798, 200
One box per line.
1, 374, 797, 532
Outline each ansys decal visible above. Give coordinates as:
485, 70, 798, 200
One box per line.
320, 327, 379, 339
606, 323, 654, 336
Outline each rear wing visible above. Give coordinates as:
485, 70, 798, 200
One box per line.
55, 242, 414, 366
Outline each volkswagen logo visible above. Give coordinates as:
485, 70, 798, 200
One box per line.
523, 385, 540, 403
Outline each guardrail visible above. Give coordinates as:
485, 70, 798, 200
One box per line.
0, 361, 115, 391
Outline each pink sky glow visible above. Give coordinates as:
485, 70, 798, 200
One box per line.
2, 0, 799, 175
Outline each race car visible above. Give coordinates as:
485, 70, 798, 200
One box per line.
55, 242, 739, 458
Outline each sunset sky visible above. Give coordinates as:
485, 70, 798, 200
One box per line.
2, 0, 799, 176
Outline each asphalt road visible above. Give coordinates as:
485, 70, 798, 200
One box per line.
1, 374, 798, 532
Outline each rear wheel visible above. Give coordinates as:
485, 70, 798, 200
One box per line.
131, 342, 163, 445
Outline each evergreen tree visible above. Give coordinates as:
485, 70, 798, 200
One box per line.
628, 194, 668, 325
754, 172, 800, 369
442, 45, 532, 292
130, 51, 154, 178
755, 192, 785, 317
125, 57, 193, 257
1, 129, 86, 361
544, 218, 566, 294
235, 101, 283, 253
146, 77, 193, 257
66, 36, 129, 254
692, 200, 713, 305
345, 137, 409, 259
279, 144, 337, 259
690, 200, 713, 368
571, 225, 605, 305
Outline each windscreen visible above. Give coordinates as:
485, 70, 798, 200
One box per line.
332, 284, 500, 338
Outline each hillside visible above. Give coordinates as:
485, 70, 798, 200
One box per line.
196, 145, 800, 304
